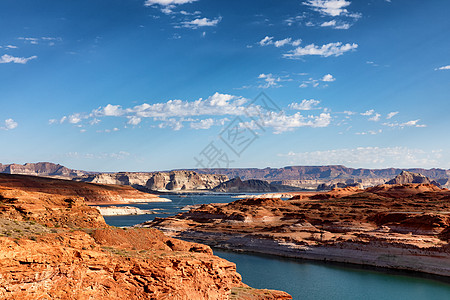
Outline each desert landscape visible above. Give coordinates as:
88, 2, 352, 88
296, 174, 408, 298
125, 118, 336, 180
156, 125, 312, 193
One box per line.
2, 0, 450, 299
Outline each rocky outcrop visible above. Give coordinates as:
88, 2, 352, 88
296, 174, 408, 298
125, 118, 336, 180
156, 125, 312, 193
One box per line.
0, 178, 291, 299
0, 173, 167, 204
212, 177, 303, 193
317, 180, 363, 191
75, 171, 228, 192
145, 184, 450, 277
0, 162, 88, 178
385, 171, 440, 186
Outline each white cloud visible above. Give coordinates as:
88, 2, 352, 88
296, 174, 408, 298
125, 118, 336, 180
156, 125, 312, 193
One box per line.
355, 129, 382, 135
435, 65, 450, 70
303, 0, 351, 17
361, 109, 374, 116
259, 36, 274, 46
243, 112, 331, 134
383, 119, 427, 128
289, 99, 321, 110
1, 119, 18, 130
127, 116, 142, 125
283, 42, 358, 58
68, 114, 82, 124
94, 92, 247, 119
334, 23, 351, 29
321, 20, 337, 27
281, 147, 443, 168
189, 118, 219, 129
258, 73, 282, 88
386, 111, 398, 119
368, 113, 381, 122
259, 36, 301, 47
101, 104, 123, 116
182, 17, 222, 28
321, 74, 335, 82
144, 0, 196, 6
0, 54, 37, 64
274, 38, 292, 47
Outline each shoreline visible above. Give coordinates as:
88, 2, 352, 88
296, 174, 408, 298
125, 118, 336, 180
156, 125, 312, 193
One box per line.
211, 247, 450, 285
154, 229, 450, 278
86, 197, 172, 205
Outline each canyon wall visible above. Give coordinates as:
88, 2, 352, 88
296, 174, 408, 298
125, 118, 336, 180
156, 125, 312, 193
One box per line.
0, 175, 291, 299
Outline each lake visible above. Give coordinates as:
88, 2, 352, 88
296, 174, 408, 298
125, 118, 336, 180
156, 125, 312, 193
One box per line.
102, 194, 450, 299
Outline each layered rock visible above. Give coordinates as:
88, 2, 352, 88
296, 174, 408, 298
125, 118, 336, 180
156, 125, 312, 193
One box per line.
385, 171, 440, 186
0, 173, 166, 204
145, 184, 450, 277
212, 177, 301, 193
0, 179, 291, 299
193, 166, 450, 187
0, 162, 87, 178
75, 171, 228, 192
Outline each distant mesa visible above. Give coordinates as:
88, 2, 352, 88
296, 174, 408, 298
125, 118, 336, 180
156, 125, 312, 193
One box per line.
212, 177, 304, 193
0, 162, 88, 178
385, 171, 441, 187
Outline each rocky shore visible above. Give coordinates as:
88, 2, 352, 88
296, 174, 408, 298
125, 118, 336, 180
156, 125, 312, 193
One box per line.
0, 174, 291, 299
93, 206, 156, 216
144, 184, 450, 277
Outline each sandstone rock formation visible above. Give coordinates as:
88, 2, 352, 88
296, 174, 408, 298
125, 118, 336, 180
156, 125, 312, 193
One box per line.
75, 171, 228, 192
0, 162, 87, 178
0, 179, 291, 299
316, 180, 363, 191
0, 173, 166, 205
385, 171, 441, 186
145, 183, 450, 277
212, 177, 301, 193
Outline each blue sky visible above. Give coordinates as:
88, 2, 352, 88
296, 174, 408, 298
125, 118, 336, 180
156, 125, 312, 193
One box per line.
0, 0, 449, 172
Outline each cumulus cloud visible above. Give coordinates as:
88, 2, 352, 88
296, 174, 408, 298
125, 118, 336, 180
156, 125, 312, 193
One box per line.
289, 99, 321, 110
1, 119, 18, 130
242, 112, 331, 134
280, 146, 443, 168
435, 65, 450, 70
0, 54, 37, 64
182, 17, 222, 28
321, 74, 335, 82
283, 42, 358, 58
92, 92, 248, 119
303, 0, 351, 17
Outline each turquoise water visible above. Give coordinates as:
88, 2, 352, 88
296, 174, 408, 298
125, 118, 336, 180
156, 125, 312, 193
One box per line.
103, 194, 450, 299
214, 250, 450, 300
